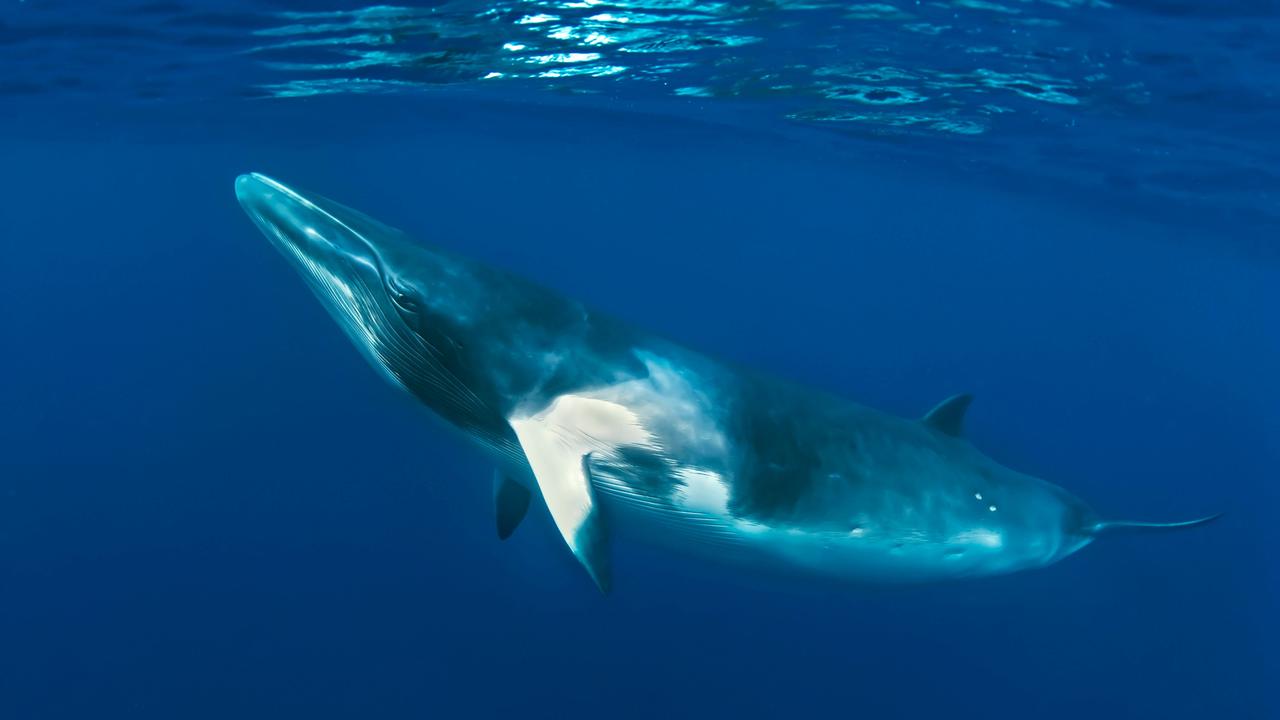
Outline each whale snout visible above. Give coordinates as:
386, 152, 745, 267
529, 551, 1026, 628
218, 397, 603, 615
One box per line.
236, 173, 313, 248
235, 173, 384, 274
235, 172, 429, 391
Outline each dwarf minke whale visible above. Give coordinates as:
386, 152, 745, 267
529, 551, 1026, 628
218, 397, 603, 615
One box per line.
236, 172, 1218, 592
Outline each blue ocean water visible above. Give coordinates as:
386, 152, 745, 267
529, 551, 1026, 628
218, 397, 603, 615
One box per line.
1, 1, 1277, 718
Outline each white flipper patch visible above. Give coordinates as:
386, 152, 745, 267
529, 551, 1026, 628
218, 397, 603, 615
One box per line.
508, 394, 655, 593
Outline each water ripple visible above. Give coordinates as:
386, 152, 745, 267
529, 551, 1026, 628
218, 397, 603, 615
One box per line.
4, 0, 1279, 231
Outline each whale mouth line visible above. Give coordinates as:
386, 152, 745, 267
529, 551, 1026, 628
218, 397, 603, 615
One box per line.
235, 172, 499, 429
235, 172, 386, 277
236, 172, 408, 384
239, 173, 331, 228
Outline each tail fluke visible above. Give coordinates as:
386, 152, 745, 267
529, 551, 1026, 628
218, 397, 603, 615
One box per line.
1092, 513, 1223, 535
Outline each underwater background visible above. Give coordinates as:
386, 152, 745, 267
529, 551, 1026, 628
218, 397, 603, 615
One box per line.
1, 0, 1277, 718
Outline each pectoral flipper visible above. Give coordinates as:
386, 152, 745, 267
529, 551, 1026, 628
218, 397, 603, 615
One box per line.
509, 394, 655, 593
493, 471, 532, 540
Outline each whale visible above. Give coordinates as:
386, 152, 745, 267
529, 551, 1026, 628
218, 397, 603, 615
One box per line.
235, 172, 1218, 592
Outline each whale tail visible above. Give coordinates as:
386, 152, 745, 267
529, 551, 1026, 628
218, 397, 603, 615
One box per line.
1092, 513, 1223, 535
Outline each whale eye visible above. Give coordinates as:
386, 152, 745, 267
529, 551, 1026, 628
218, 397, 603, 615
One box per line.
392, 289, 416, 311
387, 277, 419, 313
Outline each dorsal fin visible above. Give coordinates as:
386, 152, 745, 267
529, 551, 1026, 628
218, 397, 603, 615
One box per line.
922, 393, 973, 438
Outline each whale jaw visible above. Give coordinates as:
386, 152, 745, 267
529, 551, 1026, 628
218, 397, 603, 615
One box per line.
235, 173, 512, 458
235, 172, 427, 392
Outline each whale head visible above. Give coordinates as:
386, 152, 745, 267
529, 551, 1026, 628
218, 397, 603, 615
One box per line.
235, 172, 516, 447
235, 172, 439, 392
